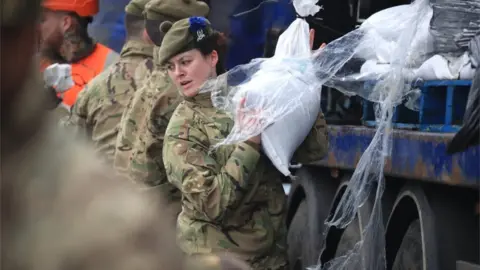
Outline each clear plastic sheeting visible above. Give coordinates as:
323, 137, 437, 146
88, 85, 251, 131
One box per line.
200, 0, 432, 268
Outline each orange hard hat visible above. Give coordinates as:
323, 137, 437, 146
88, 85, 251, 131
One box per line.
42, 0, 99, 17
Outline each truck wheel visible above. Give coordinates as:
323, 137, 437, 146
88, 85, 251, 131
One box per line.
334, 215, 361, 257
391, 219, 422, 270
321, 178, 374, 267
385, 185, 439, 270
288, 200, 311, 270
286, 167, 340, 270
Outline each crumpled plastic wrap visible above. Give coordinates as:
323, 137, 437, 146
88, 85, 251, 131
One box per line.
43, 63, 74, 93
199, 0, 434, 268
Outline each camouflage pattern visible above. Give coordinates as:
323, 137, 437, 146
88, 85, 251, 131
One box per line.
0, 58, 180, 270
114, 53, 182, 207
162, 91, 329, 270
1, 67, 249, 270
63, 40, 154, 164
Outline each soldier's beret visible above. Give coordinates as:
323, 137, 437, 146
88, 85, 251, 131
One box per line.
158, 17, 214, 65
1, 0, 42, 27
124, 0, 151, 17
144, 0, 209, 22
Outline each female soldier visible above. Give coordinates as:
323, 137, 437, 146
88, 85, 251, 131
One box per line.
159, 17, 329, 270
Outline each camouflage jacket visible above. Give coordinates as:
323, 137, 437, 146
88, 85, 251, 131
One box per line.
114, 63, 182, 206
162, 92, 329, 270
63, 40, 154, 165
1, 70, 184, 270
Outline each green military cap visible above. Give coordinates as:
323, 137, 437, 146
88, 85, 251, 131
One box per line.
158, 17, 214, 65
144, 0, 209, 22
1, 0, 42, 27
125, 0, 151, 17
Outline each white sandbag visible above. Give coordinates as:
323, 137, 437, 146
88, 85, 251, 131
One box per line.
208, 0, 322, 176
260, 9, 320, 176
414, 55, 458, 80
415, 52, 471, 80
355, 4, 434, 67
460, 64, 476, 80
358, 53, 474, 81
261, 88, 320, 176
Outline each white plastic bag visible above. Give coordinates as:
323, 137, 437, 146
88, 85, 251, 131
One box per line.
43, 63, 74, 93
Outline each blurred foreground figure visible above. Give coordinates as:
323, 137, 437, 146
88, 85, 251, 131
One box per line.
0, 1, 250, 270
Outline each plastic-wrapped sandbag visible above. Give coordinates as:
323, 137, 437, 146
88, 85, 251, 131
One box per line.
355, 4, 434, 67
207, 0, 323, 176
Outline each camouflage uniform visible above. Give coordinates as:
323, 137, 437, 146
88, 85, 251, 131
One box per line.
163, 93, 328, 269
64, 40, 154, 164
113, 0, 209, 208
159, 18, 328, 269
62, 0, 154, 164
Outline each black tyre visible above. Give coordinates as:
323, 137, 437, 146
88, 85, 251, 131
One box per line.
334, 215, 361, 258
385, 185, 439, 270
287, 201, 312, 270
392, 219, 423, 270
286, 167, 340, 270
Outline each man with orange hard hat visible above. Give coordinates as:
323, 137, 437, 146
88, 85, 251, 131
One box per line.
40, 0, 119, 115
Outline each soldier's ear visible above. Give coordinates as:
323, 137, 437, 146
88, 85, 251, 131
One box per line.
143, 29, 154, 44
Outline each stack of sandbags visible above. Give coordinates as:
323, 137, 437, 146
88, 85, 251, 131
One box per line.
430, 0, 480, 56
355, 4, 434, 67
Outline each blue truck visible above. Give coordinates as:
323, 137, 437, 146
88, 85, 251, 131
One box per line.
90, 0, 479, 269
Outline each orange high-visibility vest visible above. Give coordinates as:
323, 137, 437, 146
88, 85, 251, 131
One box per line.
41, 43, 119, 110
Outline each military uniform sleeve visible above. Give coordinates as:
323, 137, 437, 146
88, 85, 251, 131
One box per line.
291, 110, 329, 164
163, 106, 261, 221
61, 83, 93, 138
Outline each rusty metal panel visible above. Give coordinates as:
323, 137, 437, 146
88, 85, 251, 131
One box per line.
316, 125, 480, 187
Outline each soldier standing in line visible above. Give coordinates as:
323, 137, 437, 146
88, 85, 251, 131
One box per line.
63, 0, 155, 165
159, 17, 329, 269
114, 0, 209, 214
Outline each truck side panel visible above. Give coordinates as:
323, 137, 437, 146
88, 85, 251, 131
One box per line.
317, 125, 480, 187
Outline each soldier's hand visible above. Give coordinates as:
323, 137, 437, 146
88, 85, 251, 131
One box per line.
238, 97, 262, 145
309, 29, 327, 51
45, 85, 63, 110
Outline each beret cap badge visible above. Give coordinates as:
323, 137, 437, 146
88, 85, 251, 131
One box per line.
189, 16, 209, 42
